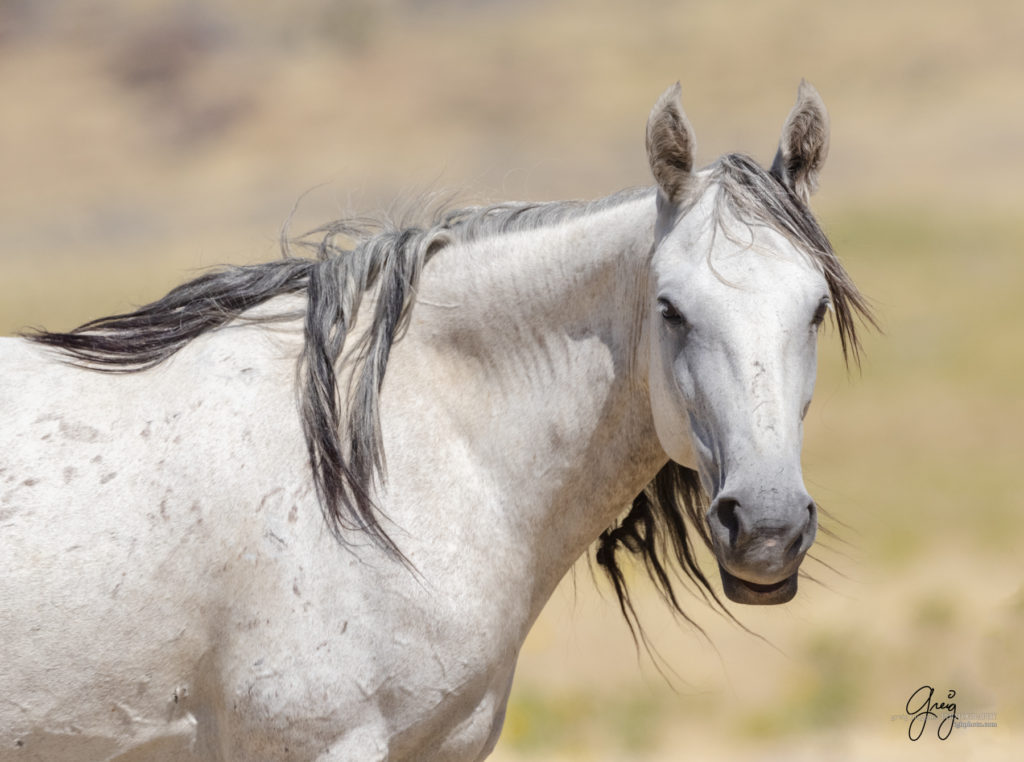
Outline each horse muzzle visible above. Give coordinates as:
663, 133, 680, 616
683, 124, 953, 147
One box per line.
706, 490, 817, 605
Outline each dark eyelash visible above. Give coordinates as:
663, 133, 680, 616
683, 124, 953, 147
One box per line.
812, 299, 831, 327
658, 298, 686, 327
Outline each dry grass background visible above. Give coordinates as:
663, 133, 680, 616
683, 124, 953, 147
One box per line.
1, 1, 1022, 759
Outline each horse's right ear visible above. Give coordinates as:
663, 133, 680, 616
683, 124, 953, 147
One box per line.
646, 82, 697, 206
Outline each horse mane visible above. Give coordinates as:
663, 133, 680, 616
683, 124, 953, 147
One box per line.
26, 158, 872, 628
23, 188, 650, 559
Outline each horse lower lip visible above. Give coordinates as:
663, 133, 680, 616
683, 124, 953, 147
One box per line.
718, 564, 798, 605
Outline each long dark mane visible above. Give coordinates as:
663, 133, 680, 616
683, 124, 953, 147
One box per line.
27, 157, 872, 625
25, 188, 648, 559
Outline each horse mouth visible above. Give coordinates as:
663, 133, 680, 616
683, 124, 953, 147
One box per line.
718, 564, 798, 605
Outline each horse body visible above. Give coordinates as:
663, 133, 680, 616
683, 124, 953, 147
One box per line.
0, 82, 870, 760
0, 196, 665, 760
0, 329, 501, 760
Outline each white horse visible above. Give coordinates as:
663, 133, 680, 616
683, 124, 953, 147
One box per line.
0, 82, 870, 760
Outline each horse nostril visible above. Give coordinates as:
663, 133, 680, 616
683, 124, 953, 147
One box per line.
712, 497, 741, 548
786, 531, 803, 560
788, 501, 818, 560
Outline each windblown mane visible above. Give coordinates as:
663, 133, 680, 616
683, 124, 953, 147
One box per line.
24, 187, 649, 559
27, 157, 871, 626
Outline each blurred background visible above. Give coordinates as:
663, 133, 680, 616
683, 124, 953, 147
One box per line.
1, 0, 1021, 759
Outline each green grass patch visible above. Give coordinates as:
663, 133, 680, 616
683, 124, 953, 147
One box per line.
502, 687, 674, 754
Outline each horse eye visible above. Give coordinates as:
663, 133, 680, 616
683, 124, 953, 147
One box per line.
658, 298, 686, 327
811, 299, 830, 328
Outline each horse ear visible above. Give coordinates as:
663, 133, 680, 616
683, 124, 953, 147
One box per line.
646, 82, 697, 205
770, 80, 830, 204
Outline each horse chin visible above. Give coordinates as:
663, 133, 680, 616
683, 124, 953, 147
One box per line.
718, 564, 798, 605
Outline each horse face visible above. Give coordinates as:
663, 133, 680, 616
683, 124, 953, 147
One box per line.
647, 189, 827, 604
644, 82, 832, 604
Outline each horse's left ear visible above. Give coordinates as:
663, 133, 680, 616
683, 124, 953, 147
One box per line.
770, 80, 830, 204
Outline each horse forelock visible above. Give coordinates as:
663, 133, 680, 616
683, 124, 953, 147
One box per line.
707, 153, 876, 364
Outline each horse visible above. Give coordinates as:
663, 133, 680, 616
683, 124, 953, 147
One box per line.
0, 81, 870, 760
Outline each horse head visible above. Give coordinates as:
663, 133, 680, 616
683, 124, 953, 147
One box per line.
645, 82, 833, 604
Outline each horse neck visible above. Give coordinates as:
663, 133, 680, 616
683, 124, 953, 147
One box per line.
409, 193, 667, 612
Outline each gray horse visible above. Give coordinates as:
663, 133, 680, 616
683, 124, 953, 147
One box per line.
0, 81, 869, 760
